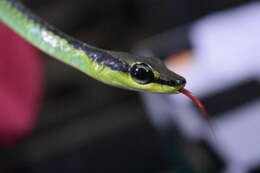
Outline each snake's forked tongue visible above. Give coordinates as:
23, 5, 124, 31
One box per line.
180, 88, 218, 140
179, 88, 208, 118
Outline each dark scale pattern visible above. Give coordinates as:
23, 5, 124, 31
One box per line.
7, 0, 130, 72
153, 78, 180, 87
6, 0, 38, 23
68, 39, 130, 72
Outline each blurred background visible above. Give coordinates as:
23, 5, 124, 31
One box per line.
0, 0, 260, 173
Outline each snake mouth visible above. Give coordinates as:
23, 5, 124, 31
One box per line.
174, 78, 186, 92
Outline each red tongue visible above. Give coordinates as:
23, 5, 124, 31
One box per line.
180, 88, 208, 118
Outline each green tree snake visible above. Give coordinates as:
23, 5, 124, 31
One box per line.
0, 0, 208, 117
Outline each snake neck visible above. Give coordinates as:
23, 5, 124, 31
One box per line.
0, 0, 130, 73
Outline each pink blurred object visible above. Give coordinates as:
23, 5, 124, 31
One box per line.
0, 23, 42, 146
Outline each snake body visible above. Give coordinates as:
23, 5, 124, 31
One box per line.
0, 0, 186, 93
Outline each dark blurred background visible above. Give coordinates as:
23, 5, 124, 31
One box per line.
0, 0, 256, 172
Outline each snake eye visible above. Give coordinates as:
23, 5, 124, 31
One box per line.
130, 63, 154, 84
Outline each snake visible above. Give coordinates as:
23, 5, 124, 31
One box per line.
0, 0, 208, 117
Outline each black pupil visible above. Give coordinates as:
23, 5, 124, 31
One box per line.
130, 64, 154, 84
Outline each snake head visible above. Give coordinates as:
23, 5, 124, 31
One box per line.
108, 51, 186, 94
